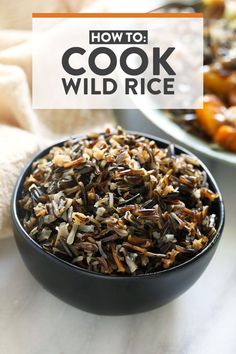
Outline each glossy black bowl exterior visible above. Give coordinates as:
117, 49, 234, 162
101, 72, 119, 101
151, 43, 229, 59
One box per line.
11, 132, 225, 315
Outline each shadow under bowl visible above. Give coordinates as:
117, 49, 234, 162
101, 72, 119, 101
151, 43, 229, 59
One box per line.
11, 132, 225, 315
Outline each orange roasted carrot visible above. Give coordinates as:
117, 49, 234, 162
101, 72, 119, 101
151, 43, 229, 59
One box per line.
196, 95, 226, 137
214, 125, 236, 152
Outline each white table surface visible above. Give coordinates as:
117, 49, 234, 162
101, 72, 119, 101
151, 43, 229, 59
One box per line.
1, 111, 236, 354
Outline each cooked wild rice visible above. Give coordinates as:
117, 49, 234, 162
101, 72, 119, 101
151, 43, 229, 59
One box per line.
19, 127, 219, 275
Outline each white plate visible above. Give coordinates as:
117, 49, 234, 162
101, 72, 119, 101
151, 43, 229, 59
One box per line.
130, 94, 236, 165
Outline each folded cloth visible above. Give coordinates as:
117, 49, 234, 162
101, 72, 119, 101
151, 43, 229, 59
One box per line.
0, 0, 117, 239
0, 0, 93, 30
0, 125, 43, 238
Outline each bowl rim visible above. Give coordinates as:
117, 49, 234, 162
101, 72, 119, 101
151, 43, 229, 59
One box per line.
11, 130, 225, 280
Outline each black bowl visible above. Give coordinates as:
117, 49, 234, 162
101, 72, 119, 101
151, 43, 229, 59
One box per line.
11, 132, 225, 315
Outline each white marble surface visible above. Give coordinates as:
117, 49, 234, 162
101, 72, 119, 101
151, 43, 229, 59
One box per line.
1, 112, 236, 354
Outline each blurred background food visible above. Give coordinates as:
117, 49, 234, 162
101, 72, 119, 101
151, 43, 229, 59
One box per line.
167, 0, 236, 153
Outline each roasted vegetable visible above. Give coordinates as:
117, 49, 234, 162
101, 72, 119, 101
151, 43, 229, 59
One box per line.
196, 95, 226, 136
214, 124, 236, 152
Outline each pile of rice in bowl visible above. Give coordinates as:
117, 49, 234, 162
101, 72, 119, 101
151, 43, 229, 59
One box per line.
19, 127, 219, 275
